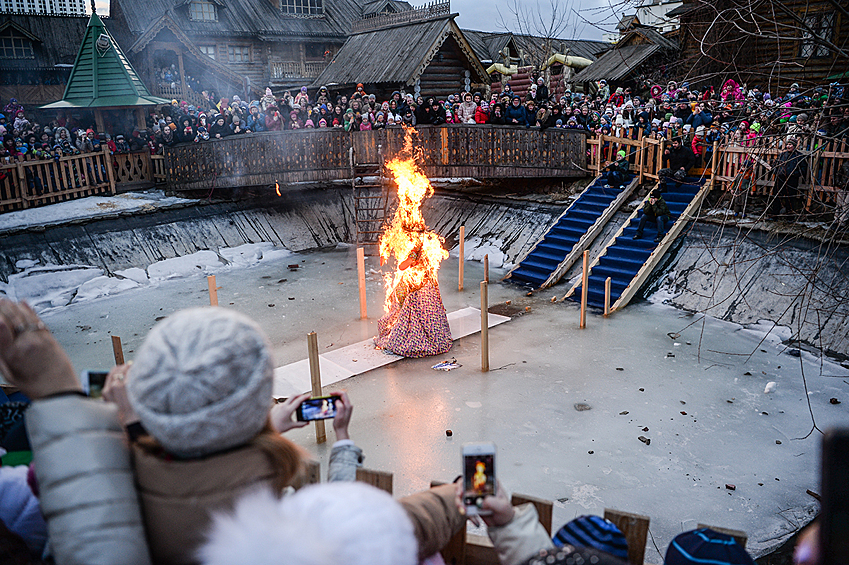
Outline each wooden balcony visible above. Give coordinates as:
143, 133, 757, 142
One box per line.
270, 60, 328, 80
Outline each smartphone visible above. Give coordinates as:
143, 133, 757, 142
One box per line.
296, 395, 342, 422
462, 442, 496, 515
80, 370, 109, 399
820, 428, 849, 565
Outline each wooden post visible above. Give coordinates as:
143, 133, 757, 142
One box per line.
638, 137, 645, 184
177, 52, 188, 98
111, 335, 125, 365
207, 275, 218, 306
307, 332, 326, 444
480, 281, 489, 372
357, 247, 367, 319
458, 225, 465, 291
604, 276, 611, 317
597, 134, 604, 176
604, 509, 650, 565
355, 468, 393, 494
483, 254, 489, 283
103, 145, 117, 195
15, 160, 28, 208
94, 109, 106, 136
579, 250, 588, 329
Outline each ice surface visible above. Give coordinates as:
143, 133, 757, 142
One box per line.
450, 236, 507, 268
11, 246, 847, 562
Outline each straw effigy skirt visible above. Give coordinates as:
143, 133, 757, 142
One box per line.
374, 282, 452, 358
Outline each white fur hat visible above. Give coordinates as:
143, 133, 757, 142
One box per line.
198, 483, 418, 565
127, 307, 273, 458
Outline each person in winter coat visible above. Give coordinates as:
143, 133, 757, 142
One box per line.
0, 298, 152, 565
75, 130, 94, 153
658, 137, 695, 190
209, 115, 231, 139
246, 104, 266, 132
633, 189, 671, 242
767, 137, 808, 218
686, 105, 712, 129
475, 101, 490, 124
535, 77, 549, 105
456, 92, 477, 124
265, 107, 282, 131
504, 95, 529, 126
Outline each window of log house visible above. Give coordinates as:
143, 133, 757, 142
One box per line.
189, 0, 217, 21
281, 0, 323, 16
199, 45, 216, 60
0, 27, 34, 59
799, 12, 835, 58
228, 45, 251, 63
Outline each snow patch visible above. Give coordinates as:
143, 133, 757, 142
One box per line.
146, 251, 224, 281
742, 320, 793, 345
5, 264, 103, 311
15, 259, 38, 270
450, 236, 506, 268
74, 276, 140, 302
115, 267, 150, 285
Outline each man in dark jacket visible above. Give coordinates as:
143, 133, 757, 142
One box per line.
658, 137, 695, 191
604, 149, 630, 189
504, 95, 529, 126
767, 138, 808, 218
634, 189, 671, 242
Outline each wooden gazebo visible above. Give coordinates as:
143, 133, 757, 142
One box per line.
41, 3, 169, 132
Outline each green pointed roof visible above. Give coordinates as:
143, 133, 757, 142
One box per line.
42, 11, 169, 109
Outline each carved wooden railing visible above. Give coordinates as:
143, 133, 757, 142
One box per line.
162, 125, 588, 191
271, 60, 328, 80
351, 0, 450, 33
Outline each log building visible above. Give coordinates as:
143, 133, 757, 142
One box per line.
670, 0, 849, 90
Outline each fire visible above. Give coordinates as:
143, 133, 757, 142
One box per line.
379, 130, 448, 312
275, 181, 281, 196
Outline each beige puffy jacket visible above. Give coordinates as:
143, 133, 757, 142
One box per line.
26, 394, 152, 565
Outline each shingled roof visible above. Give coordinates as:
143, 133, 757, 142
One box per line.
462, 29, 609, 64
313, 15, 486, 88
112, 0, 364, 39
572, 27, 677, 83
42, 11, 169, 108
0, 15, 88, 71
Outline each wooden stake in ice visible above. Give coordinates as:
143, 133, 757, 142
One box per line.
207, 275, 218, 306
357, 247, 367, 319
307, 331, 326, 444
111, 335, 124, 365
580, 251, 588, 329
458, 226, 465, 291
481, 281, 489, 372
604, 277, 612, 317
484, 254, 489, 283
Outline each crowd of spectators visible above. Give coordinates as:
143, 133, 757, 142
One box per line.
2, 77, 848, 224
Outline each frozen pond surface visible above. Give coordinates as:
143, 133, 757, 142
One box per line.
28, 244, 849, 562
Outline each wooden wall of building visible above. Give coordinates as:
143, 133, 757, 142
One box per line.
676, 0, 847, 90
418, 35, 474, 99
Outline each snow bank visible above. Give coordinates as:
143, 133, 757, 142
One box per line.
0, 191, 195, 233
450, 236, 507, 269
0, 242, 295, 313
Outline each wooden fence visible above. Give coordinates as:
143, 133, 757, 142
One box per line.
589, 131, 849, 213
163, 125, 588, 191
0, 149, 163, 213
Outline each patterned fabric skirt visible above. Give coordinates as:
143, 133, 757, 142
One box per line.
374, 282, 452, 358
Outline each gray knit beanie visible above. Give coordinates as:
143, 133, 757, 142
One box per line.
127, 307, 274, 458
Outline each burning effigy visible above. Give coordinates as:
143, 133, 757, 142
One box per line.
373, 131, 452, 357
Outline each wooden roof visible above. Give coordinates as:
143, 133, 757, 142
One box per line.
462, 29, 609, 64
111, 0, 363, 39
313, 16, 487, 87
43, 11, 169, 109
0, 15, 89, 70
572, 26, 676, 83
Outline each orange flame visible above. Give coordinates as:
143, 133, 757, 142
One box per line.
275, 181, 281, 196
379, 129, 448, 312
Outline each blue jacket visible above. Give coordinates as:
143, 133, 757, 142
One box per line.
504, 102, 529, 126
246, 113, 266, 132
687, 111, 713, 129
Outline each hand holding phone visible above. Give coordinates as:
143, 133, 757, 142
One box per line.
81, 369, 109, 398
296, 394, 342, 422
462, 442, 496, 516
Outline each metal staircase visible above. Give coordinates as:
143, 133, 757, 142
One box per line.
505, 173, 639, 290
564, 176, 711, 312
350, 146, 388, 257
